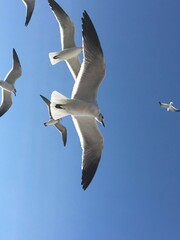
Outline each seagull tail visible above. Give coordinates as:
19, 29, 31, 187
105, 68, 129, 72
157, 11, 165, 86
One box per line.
49, 48, 82, 65
49, 52, 63, 65
50, 91, 69, 120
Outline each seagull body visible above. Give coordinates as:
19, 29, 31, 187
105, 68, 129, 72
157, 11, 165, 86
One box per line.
50, 11, 105, 190
40, 95, 67, 146
48, 0, 81, 80
159, 101, 180, 112
22, 0, 35, 26
0, 49, 22, 117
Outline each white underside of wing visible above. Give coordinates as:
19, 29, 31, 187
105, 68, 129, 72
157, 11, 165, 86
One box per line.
72, 116, 104, 189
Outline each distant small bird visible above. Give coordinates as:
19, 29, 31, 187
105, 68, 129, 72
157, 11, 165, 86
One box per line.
50, 11, 105, 190
40, 95, 67, 146
159, 101, 180, 112
48, 0, 81, 80
22, 0, 35, 26
0, 49, 22, 117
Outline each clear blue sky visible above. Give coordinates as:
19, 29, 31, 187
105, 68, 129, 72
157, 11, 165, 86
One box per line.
0, 0, 180, 239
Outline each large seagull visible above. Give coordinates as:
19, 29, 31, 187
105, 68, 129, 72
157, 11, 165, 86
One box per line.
0, 49, 22, 117
50, 11, 106, 190
48, 0, 81, 80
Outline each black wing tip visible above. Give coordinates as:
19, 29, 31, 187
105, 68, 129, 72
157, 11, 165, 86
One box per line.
62, 132, 67, 146
159, 101, 161, 105
12, 48, 21, 69
48, 0, 54, 6
40, 94, 50, 105
13, 48, 17, 56
81, 10, 103, 56
81, 163, 99, 190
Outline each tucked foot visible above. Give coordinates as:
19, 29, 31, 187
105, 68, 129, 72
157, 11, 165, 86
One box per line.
55, 104, 64, 109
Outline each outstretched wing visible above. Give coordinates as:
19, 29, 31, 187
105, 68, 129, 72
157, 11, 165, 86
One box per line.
48, 0, 81, 79
55, 122, 67, 146
159, 101, 169, 109
0, 91, 12, 117
5, 49, 22, 85
22, 0, 35, 26
48, 0, 75, 49
72, 11, 105, 101
72, 116, 104, 190
171, 106, 180, 112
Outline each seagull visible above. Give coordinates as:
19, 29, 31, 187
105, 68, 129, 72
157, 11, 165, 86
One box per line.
50, 11, 106, 190
40, 95, 67, 146
48, 0, 81, 80
22, 0, 35, 27
0, 49, 22, 117
159, 101, 180, 112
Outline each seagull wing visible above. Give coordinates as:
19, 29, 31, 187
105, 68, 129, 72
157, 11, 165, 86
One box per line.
72, 11, 105, 101
4, 49, 22, 85
55, 122, 67, 146
22, 0, 35, 26
159, 102, 169, 109
66, 57, 81, 80
72, 116, 104, 190
0, 90, 12, 117
171, 106, 180, 112
48, 0, 81, 80
40, 95, 51, 118
48, 0, 75, 49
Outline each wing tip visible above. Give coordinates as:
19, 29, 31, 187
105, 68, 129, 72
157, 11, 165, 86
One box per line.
81, 162, 100, 190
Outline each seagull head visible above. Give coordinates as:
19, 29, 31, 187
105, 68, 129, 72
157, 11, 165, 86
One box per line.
96, 113, 105, 127
170, 101, 173, 105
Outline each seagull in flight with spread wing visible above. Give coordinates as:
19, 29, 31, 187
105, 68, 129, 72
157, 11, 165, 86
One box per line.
40, 95, 67, 146
159, 101, 180, 112
48, 0, 81, 80
50, 11, 106, 190
0, 49, 22, 117
22, 0, 35, 26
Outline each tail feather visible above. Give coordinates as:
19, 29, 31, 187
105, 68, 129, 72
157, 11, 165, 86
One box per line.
50, 91, 69, 120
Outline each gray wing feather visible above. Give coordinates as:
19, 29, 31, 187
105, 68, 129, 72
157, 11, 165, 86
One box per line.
72, 116, 104, 190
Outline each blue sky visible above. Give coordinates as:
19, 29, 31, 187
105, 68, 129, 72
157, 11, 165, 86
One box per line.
0, 0, 180, 239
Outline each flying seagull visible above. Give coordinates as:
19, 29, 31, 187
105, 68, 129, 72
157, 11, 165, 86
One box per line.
50, 11, 106, 190
159, 101, 180, 112
48, 0, 81, 80
40, 95, 67, 146
0, 49, 22, 117
22, 0, 35, 26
